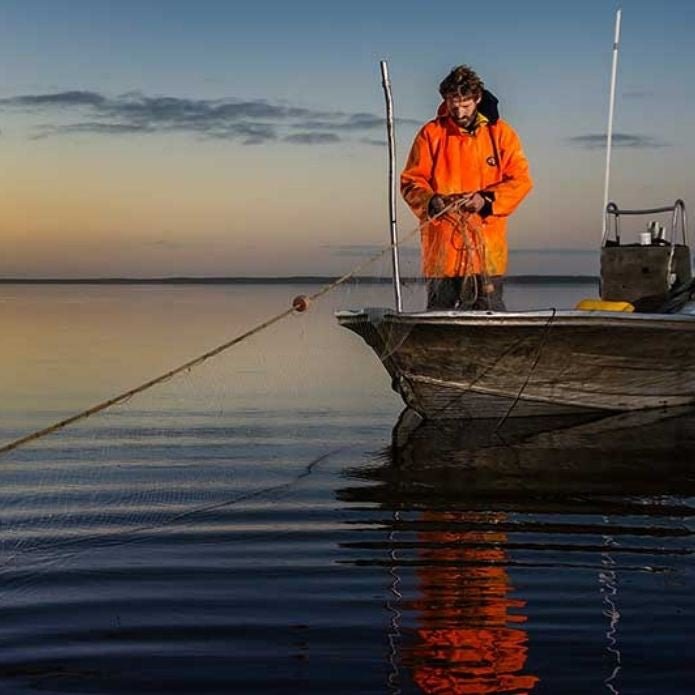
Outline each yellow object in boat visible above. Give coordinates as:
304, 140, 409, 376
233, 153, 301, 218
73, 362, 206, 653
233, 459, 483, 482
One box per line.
575, 298, 635, 312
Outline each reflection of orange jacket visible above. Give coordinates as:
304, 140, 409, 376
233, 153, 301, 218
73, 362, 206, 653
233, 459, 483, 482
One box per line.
405, 512, 539, 694
401, 103, 532, 277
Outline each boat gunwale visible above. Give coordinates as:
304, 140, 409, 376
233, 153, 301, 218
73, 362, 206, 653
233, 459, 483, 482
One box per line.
335, 307, 695, 329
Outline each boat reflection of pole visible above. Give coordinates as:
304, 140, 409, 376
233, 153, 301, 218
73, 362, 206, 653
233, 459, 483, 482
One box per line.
402, 509, 539, 694
386, 509, 403, 694
600, 526, 622, 694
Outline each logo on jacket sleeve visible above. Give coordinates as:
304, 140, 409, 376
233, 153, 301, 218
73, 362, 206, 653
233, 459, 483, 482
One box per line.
486, 156, 498, 166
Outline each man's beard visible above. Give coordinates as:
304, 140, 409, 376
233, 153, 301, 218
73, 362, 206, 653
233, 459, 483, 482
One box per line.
452, 110, 476, 129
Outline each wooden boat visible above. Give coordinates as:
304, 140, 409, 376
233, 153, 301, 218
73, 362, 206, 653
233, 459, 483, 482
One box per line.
337, 197, 695, 420
338, 197, 694, 422
337, 303, 695, 419
336, 51, 695, 420
339, 50, 695, 421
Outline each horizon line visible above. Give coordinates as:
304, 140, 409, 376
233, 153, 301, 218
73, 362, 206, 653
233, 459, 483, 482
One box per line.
0, 275, 599, 285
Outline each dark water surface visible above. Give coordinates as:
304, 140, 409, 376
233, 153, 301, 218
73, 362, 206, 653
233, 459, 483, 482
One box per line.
0, 283, 693, 693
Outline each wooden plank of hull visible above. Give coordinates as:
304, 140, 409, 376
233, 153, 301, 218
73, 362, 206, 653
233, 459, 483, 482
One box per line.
337, 309, 695, 419
397, 378, 596, 419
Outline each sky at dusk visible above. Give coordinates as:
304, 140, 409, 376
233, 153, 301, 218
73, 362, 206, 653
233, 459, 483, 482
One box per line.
2, 0, 695, 277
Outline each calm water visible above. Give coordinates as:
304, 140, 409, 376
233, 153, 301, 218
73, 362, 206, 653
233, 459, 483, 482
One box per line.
0, 282, 693, 694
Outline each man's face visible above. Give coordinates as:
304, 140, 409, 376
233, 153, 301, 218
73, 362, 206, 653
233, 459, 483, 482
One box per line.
444, 91, 481, 128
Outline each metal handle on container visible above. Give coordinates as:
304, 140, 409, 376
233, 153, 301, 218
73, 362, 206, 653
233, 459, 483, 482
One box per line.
603, 199, 688, 246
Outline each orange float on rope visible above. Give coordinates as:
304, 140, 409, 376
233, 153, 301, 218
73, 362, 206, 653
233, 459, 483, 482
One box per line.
292, 294, 310, 312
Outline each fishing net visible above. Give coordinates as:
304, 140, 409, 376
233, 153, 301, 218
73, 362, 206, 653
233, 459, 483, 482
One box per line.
0, 279, 400, 578
0, 189, 440, 579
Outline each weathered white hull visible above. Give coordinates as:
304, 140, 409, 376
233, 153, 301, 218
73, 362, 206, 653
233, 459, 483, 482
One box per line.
336, 308, 695, 419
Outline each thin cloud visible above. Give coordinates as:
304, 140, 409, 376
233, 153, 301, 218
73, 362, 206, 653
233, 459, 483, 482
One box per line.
284, 132, 340, 144
360, 137, 386, 147
32, 122, 154, 138
0, 90, 391, 145
566, 132, 668, 149
5, 90, 106, 107
299, 114, 418, 132
322, 113, 384, 131
205, 122, 277, 144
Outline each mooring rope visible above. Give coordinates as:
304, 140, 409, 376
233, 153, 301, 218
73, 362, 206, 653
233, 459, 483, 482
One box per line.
0, 202, 461, 458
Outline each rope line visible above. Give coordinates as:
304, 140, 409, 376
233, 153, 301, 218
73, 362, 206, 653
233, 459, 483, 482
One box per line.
5, 447, 346, 565
0, 202, 459, 458
0, 305, 294, 457
494, 307, 557, 431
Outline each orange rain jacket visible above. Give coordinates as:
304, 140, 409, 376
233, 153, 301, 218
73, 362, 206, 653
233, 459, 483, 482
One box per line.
401, 100, 532, 278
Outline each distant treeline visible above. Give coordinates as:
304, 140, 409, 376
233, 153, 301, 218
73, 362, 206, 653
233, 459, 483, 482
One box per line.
0, 275, 598, 285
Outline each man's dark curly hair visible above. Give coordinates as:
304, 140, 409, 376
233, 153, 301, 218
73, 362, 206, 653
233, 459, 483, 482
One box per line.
438, 65, 484, 98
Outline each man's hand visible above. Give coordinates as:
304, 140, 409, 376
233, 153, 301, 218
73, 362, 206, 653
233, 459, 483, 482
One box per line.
427, 194, 448, 219
428, 192, 488, 218
460, 192, 486, 213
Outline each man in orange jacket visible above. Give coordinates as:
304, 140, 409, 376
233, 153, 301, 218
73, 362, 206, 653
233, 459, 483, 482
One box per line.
401, 65, 532, 310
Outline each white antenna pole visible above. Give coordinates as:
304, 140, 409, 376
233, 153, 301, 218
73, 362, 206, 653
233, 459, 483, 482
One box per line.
601, 8, 622, 244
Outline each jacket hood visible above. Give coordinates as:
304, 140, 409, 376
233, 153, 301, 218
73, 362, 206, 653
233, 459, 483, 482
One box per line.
436, 88, 500, 124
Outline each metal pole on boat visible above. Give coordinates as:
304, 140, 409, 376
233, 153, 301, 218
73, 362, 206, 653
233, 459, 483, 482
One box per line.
601, 8, 622, 244
379, 60, 403, 312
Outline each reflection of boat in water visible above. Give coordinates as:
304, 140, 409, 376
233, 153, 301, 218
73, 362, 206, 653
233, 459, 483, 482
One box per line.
336, 406, 695, 693
386, 405, 695, 498
341, 404, 695, 512
339, 415, 553, 693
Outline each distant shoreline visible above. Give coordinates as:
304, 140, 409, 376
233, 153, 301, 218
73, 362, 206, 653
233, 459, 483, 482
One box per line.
0, 275, 598, 285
